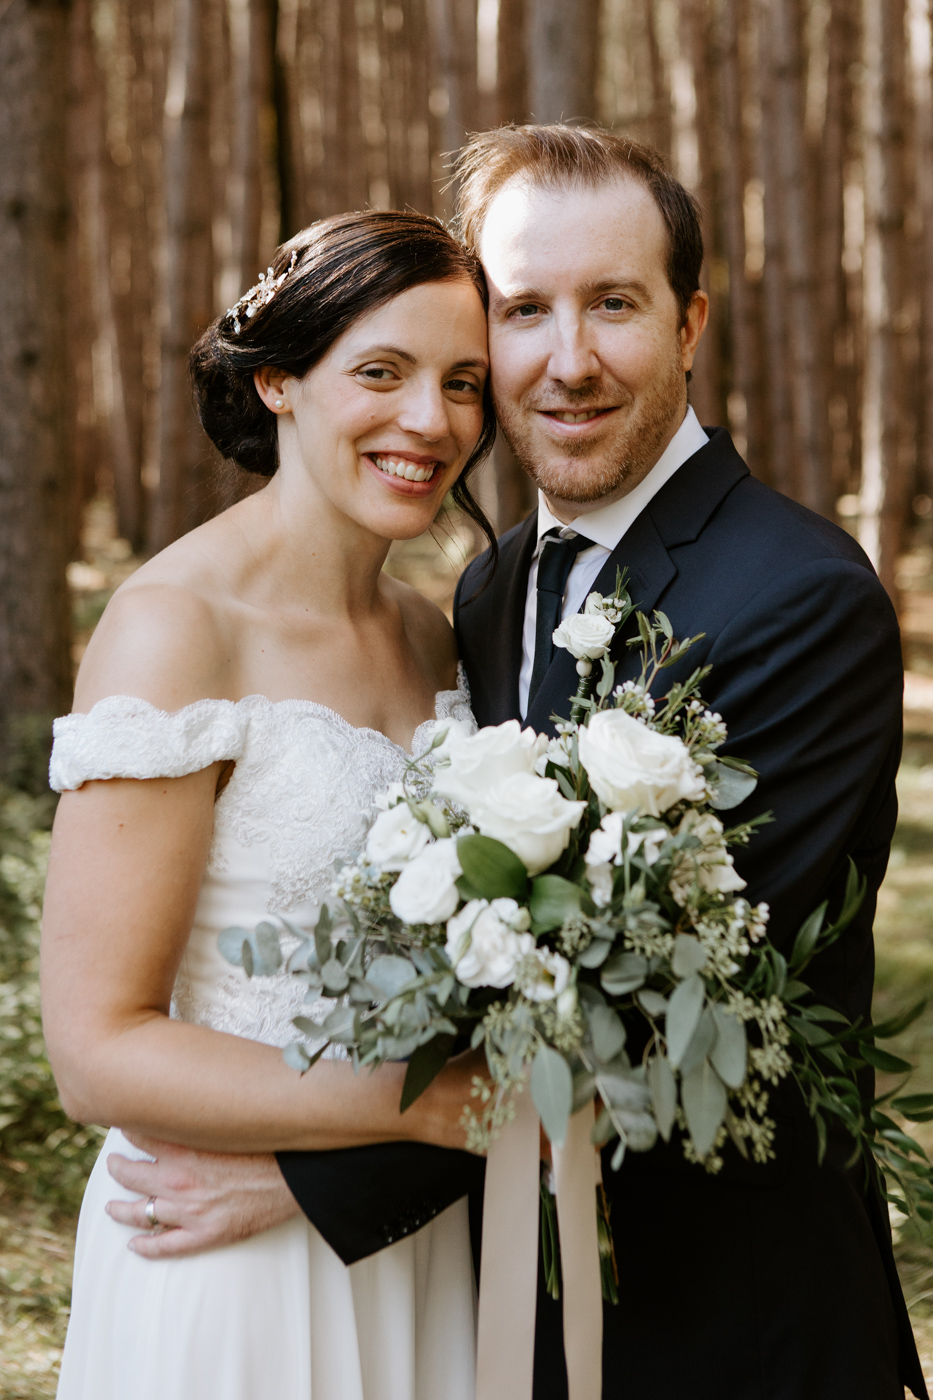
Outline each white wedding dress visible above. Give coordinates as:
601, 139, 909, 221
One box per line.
49, 676, 478, 1400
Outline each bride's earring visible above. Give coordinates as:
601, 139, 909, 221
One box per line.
274, 398, 284, 409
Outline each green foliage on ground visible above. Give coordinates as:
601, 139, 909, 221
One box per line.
0, 785, 103, 1213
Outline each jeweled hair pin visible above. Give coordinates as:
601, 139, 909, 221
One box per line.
224, 249, 299, 335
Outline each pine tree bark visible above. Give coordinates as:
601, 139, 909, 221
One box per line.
428, 0, 478, 218
911, 0, 933, 499
858, 0, 910, 599
760, 0, 831, 515
227, 0, 276, 291
682, 0, 723, 427
151, 0, 216, 551
0, 0, 74, 744
497, 0, 527, 123
525, 0, 599, 123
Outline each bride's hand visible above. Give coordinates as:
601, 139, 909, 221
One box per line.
404, 1047, 489, 1153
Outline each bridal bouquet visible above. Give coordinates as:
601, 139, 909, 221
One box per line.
222, 575, 933, 1232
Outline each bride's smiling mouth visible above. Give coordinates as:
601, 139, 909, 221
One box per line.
363, 451, 445, 493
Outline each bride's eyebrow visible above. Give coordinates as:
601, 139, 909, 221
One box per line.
449, 358, 488, 370
352, 344, 417, 363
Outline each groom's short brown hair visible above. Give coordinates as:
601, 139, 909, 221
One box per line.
452, 124, 704, 324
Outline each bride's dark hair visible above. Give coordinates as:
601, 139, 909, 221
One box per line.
190, 210, 497, 552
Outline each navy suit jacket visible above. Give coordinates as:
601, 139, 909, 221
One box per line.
453, 427, 924, 1400
280, 428, 924, 1398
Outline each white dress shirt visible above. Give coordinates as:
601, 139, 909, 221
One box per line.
518, 407, 710, 717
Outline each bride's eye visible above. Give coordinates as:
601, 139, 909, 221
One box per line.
358, 365, 399, 383
444, 376, 481, 395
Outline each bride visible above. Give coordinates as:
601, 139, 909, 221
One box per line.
41, 210, 495, 1400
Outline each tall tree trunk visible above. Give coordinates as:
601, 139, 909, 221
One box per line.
151, 0, 216, 551
525, 0, 599, 123
716, 0, 764, 471
910, 0, 933, 500
762, 0, 831, 515
755, 0, 795, 497
428, 0, 478, 217
682, 0, 723, 427
820, 0, 856, 500
858, 0, 910, 599
497, 0, 527, 123
0, 0, 73, 749
227, 0, 276, 290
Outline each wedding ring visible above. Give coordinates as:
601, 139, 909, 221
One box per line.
145, 1196, 160, 1229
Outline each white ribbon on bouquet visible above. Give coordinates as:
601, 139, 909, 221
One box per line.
475, 1091, 603, 1400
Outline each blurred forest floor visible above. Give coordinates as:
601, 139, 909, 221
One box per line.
3, 498, 933, 1397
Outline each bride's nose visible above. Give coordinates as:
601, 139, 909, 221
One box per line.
395, 378, 452, 443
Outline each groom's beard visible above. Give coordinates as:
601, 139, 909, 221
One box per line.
492, 350, 687, 507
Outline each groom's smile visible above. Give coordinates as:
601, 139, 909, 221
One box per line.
479, 174, 707, 517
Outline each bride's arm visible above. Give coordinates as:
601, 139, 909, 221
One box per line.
41, 767, 474, 1153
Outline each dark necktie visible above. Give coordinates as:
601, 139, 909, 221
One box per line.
528, 529, 594, 709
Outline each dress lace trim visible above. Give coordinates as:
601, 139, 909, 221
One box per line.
48, 667, 472, 792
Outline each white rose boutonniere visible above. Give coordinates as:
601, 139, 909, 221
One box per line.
468, 771, 586, 876
578, 708, 705, 817
445, 897, 535, 988
389, 837, 462, 925
552, 612, 616, 662
365, 801, 432, 871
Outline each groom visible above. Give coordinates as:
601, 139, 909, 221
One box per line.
109, 125, 925, 1398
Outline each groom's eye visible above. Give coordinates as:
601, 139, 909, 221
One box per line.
513, 303, 542, 319
601, 297, 628, 312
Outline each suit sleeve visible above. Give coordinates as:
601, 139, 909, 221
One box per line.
702, 556, 902, 1019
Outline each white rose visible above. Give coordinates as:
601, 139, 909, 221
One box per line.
389, 838, 462, 924
587, 862, 615, 907
522, 947, 572, 1002
469, 771, 586, 875
374, 782, 406, 811
585, 811, 666, 868
446, 897, 534, 988
433, 720, 546, 809
670, 811, 747, 905
552, 612, 616, 661
365, 802, 432, 871
578, 709, 705, 817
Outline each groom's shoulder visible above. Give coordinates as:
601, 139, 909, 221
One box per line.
454, 513, 534, 615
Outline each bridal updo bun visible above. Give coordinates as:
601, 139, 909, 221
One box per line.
190, 210, 497, 544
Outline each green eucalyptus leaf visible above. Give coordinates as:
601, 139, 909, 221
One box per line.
637, 989, 669, 1017
456, 834, 529, 901
709, 1005, 747, 1089
578, 938, 612, 969
367, 954, 419, 999
679, 1007, 716, 1077
241, 938, 254, 978
671, 933, 708, 979
891, 1093, 933, 1121
218, 926, 251, 968
681, 1058, 727, 1158
530, 874, 582, 932
531, 1046, 573, 1147
666, 973, 705, 1069
586, 1001, 627, 1063
322, 1006, 357, 1044
283, 1042, 312, 1072
646, 1054, 677, 1140
707, 759, 758, 811
600, 951, 648, 996
400, 1033, 456, 1112
321, 957, 350, 994
790, 903, 827, 969
572, 1068, 597, 1114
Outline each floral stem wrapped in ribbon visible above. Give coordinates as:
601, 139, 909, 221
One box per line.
222, 573, 933, 1396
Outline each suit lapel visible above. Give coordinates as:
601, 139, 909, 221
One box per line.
483, 513, 537, 725
524, 429, 748, 733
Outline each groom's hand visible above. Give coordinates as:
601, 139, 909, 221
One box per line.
105, 1131, 300, 1258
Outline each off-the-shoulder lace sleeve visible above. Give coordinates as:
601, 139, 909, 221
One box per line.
49, 696, 248, 792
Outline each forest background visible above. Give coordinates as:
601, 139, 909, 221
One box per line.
3, 0, 933, 1394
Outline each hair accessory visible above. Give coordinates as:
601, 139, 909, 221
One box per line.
224, 249, 299, 335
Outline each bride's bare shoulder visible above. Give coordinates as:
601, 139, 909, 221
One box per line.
382, 574, 459, 691
72, 517, 243, 714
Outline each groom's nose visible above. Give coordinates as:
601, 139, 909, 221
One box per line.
396, 380, 451, 442
545, 308, 601, 389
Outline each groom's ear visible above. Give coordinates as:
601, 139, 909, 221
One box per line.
679, 292, 709, 373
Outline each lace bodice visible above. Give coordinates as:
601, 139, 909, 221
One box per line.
50, 672, 475, 1047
